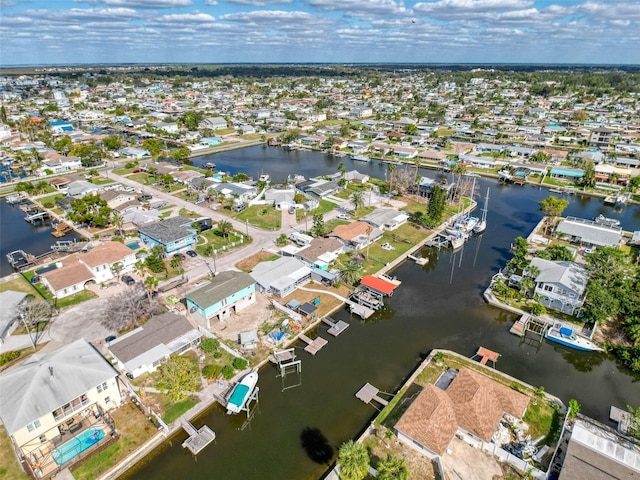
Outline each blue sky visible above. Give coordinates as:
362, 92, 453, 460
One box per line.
1, 0, 639, 66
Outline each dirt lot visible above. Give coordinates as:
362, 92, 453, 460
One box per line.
207, 291, 273, 344
235, 250, 279, 272
281, 282, 352, 318
441, 437, 503, 480
362, 427, 436, 480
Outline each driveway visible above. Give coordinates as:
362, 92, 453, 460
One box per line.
47, 296, 113, 344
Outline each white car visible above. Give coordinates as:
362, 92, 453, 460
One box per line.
336, 213, 351, 220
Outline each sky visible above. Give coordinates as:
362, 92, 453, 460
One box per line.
1, 0, 640, 66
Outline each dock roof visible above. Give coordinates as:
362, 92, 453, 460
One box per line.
360, 275, 398, 295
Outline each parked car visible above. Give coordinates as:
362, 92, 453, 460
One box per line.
235, 203, 246, 212
120, 275, 135, 285
336, 213, 351, 220
104, 335, 116, 343
137, 194, 152, 201
288, 205, 296, 214
173, 252, 185, 260
186, 250, 197, 258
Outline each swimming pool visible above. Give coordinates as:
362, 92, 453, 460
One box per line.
52, 426, 105, 465
126, 241, 140, 250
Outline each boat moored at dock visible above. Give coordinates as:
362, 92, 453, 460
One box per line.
546, 323, 603, 352
226, 371, 259, 414
594, 214, 620, 227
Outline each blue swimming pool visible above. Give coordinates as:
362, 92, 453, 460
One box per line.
126, 241, 140, 250
52, 426, 105, 465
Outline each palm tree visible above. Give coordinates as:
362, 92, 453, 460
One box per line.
218, 220, 233, 238
337, 440, 369, 480
144, 275, 159, 300
340, 261, 362, 286
111, 262, 124, 280
351, 191, 364, 213
170, 255, 183, 273
387, 163, 396, 198
376, 455, 409, 480
112, 212, 124, 237
133, 260, 146, 278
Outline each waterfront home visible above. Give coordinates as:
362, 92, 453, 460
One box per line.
39, 156, 82, 175
199, 136, 222, 146
344, 170, 370, 184
294, 237, 343, 270
594, 163, 631, 186
107, 313, 202, 379
549, 167, 584, 182
298, 178, 340, 198
417, 177, 456, 200
555, 217, 622, 248
588, 127, 613, 149
209, 182, 257, 203
527, 258, 588, 315
199, 117, 228, 130
250, 257, 312, 297
119, 147, 151, 159
0, 290, 28, 345
360, 208, 410, 231
138, 215, 198, 255
40, 241, 137, 298
395, 367, 529, 459
99, 189, 140, 211
66, 180, 101, 198
0, 339, 122, 474
264, 188, 296, 209
329, 221, 383, 251
185, 271, 256, 328
558, 416, 640, 480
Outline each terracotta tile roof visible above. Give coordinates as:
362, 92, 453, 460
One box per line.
330, 221, 374, 241
395, 368, 529, 455
79, 241, 133, 268
41, 258, 93, 291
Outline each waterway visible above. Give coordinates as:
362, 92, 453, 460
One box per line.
124, 147, 640, 480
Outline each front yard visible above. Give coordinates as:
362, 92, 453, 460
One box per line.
195, 227, 251, 257
235, 205, 281, 230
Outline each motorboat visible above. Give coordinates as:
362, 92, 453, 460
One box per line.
545, 324, 603, 352
226, 371, 258, 414
351, 154, 371, 162
449, 233, 466, 250
594, 214, 620, 227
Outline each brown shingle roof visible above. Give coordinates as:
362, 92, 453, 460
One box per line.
79, 241, 133, 268
41, 258, 93, 291
395, 368, 529, 455
296, 237, 342, 263
330, 221, 374, 241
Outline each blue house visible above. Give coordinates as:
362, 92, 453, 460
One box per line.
186, 271, 256, 328
138, 215, 198, 255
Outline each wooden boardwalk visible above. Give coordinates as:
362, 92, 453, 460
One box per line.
355, 383, 389, 408
299, 333, 328, 355
180, 419, 216, 455
322, 317, 350, 336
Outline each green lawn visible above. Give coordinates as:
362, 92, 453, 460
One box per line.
56, 289, 98, 309
296, 198, 338, 221
174, 190, 199, 202
195, 228, 251, 257
351, 205, 375, 219
71, 403, 156, 480
235, 205, 281, 230
162, 396, 198, 424
0, 425, 28, 480
324, 218, 349, 233
127, 173, 154, 184
178, 208, 200, 219
0, 275, 38, 295
38, 193, 65, 208
333, 183, 370, 200
88, 177, 114, 185
524, 401, 563, 447
112, 167, 138, 175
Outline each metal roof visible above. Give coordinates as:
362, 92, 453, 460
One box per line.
186, 271, 255, 310
556, 217, 622, 247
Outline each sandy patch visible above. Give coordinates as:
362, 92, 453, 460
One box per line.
441, 436, 503, 480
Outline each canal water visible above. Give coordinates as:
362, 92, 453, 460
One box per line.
123, 147, 640, 480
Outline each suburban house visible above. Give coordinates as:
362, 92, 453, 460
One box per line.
588, 127, 613, 149
119, 147, 151, 159
66, 180, 101, 198
298, 179, 340, 198
558, 416, 640, 480
294, 237, 343, 270
199, 117, 228, 130
0, 339, 122, 475
99, 190, 140, 212
555, 217, 622, 248
209, 182, 257, 203
329, 221, 383, 250
185, 271, 256, 328
395, 368, 529, 459
417, 177, 456, 200
594, 163, 631, 186
107, 313, 202, 379
138, 215, 199, 255
264, 188, 296, 209
39, 241, 136, 298
528, 258, 588, 315
0, 290, 28, 345
250, 256, 312, 297
39, 156, 82, 175
360, 208, 410, 231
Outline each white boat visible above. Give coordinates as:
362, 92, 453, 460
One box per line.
449, 233, 466, 250
259, 174, 270, 182
546, 323, 603, 352
594, 214, 620, 227
226, 371, 258, 414
351, 154, 371, 162
473, 187, 490, 234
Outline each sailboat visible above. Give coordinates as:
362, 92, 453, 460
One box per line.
473, 187, 490, 234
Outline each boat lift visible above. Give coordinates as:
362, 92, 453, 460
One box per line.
271, 348, 302, 391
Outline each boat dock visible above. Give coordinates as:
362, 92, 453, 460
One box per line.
322, 317, 350, 336
347, 302, 376, 319
355, 383, 390, 409
510, 314, 551, 344
471, 346, 500, 368
52, 222, 72, 237
25, 210, 51, 223
5, 193, 26, 204
407, 254, 428, 266
299, 333, 328, 355
180, 418, 216, 455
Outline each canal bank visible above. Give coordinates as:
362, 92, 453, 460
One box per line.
121, 167, 640, 480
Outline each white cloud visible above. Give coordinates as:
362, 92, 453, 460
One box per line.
224, 0, 293, 6
307, 0, 407, 18
75, 0, 193, 7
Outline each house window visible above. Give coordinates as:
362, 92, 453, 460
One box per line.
26, 419, 42, 433
39, 435, 47, 443
544, 285, 553, 292
105, 396, 111, 405
97, 382, 107, 393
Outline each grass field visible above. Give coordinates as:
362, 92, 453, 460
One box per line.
0, 275, 38, 295
236, 251, 280, 272
196, 228, 251, 257
235, 205, 281, 230
0, 425, 28, 480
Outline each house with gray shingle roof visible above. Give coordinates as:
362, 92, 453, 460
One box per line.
138, 215, 198, 255
107, 312, 201, 378
528, 258, 588, 315
186, 271, 256, 327
555, 217, 622, 247
360, 208, 410, 231
0, 339, 122, 463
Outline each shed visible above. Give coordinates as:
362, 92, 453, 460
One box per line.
298, 303, 317, 317
239, 331, 259, 350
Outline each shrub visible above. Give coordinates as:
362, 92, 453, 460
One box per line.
202, 364, 222, 379
232, 357, 248, 370
0, 351, 20, 367
222, 365, 234, 380
43, 201, 54, 208
213, 351, 223, 359
200, 337, 220, 353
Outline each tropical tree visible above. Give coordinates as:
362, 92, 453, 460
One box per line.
154, 354, 199, 402
425, 185, 446, 227
111, 262, 124, 279
145, 245, 166, 273
102, 135, 122, 151
403, 123, 418, 136
112, 212, 124, 237
539, 195, 569, 236
340, 261, 362, 286
276, 233, 288, 246
568, 399, 581, 418
581, 160, 596, 188
217, 220, 233, 238
133, 260, 146, 278
53, 136, 73, 155
337, 440, 369, 480
144, 275, 159, 300
376, 454, 409, 480
627, 405, 640, 440
170, 255, 183, 273
387, 163, 396, 197
311, 213, 325, 237
351, 191, 364, 213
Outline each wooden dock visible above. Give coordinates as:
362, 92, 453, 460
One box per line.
509, 314, 528, 337
322, 317, 350, 336
407, 254, 428, 266
355, 383, 389, 408
347, 302, 375, 319
472, 346, 500, 368
299, 333, 328, 355
180, 419, 216, 455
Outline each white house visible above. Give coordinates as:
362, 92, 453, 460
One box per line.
360, 208, 410, 231
528, 258, 588, 315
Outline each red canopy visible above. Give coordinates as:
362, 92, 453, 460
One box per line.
360, 275, 397, 295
